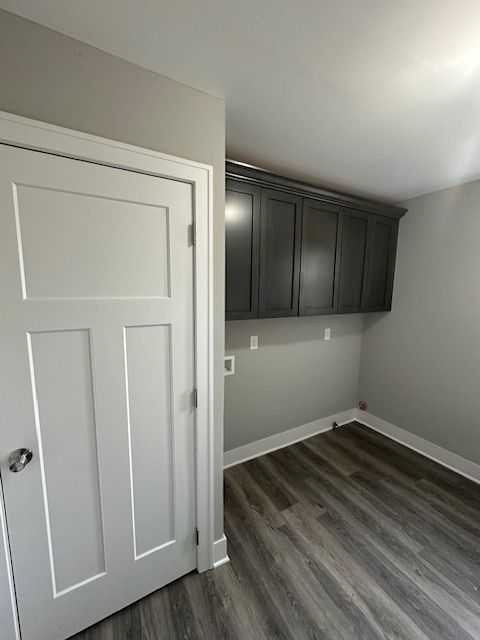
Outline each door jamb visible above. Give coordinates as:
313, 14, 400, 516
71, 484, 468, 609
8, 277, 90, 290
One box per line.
0, 110, 216, 576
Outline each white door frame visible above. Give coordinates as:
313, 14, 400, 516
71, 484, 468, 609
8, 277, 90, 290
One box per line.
0, 112, 215, 586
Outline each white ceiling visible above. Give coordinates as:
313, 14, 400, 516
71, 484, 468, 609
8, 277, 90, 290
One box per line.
3, 0, 480, 202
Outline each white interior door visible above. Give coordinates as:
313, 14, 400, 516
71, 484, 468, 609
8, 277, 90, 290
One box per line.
0, 145, 197, 640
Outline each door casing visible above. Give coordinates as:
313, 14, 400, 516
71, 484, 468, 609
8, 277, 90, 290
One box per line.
0, 110, 216, 637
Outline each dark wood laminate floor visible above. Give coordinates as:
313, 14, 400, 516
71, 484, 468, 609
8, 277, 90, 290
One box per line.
73, 422, 480, 640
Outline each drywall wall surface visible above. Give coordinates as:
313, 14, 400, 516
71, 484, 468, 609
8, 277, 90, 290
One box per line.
0, 10, 226, 538
359, 180, 480, 464
224, 315, 364, 451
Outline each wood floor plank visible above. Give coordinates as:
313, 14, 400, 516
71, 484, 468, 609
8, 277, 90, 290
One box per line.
227, 463, 286, 530
356, 469, 480, 564
138, 583, 176, 640
416, 477, 480, 532
304, 432, 361, 476
419, 542, 480, 606
224, 511, 294, 640
204, 563, 273, 640
261, 450, 327, 508
183, 568, 240, 640
318, 508, 477, 640
111, 601, 141, 640
225, 472, 335, 640
72, 422, 480, 640
280, 508, 430, 640
167, 579, 202, 640
307, 473, 480, 638
282, 446, 480, 637
243, 456, 298, 511
290, 444, 427, 554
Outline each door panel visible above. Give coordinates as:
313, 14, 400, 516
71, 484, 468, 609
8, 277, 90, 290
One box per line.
14, 182, 170, 300
364, 216, 398, 311
0, 145, 196, 640
28, 328, 105, 596
124, 324, 175, 558
259, 189, 302, 317
299, 200, 342, 315
225, 180, 260, 320
338, 210, 369, 313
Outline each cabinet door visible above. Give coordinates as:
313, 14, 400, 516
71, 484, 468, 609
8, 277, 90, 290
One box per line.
225, 180, 261, 320
337, 210, 369, 313
259, 189, 302, 317
299, 199, 342, 315
364, 215, 398, 311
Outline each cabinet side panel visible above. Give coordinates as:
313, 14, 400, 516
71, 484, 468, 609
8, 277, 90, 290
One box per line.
365, 220, 393, 309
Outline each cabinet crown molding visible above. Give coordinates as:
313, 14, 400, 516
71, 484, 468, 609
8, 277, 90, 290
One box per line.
226, 160, 407, 220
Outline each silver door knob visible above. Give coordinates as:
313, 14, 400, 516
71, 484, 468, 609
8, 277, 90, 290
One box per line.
9, 448, 33, 473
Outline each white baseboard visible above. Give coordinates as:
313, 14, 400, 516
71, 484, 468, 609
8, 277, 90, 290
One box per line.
223, 406, 480, 486
223, 409, 356, 469
355, 410, 480, 485
213, 534, 230, 568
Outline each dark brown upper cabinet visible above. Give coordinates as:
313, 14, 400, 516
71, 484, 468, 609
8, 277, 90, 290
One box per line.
259, 189, 302, 318
337, 210, 370, 313
364, 215, 398, 312
225, 179, 260, 320
299, 200, 342, 316
225, 161, 406, 320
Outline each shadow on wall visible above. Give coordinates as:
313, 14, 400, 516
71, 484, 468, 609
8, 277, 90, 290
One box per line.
362, 310, 390, 333
225, 314, 365, 349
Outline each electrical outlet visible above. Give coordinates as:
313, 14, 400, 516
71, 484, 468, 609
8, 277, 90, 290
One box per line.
250, 335, 258, 350
324, 328, 331, 341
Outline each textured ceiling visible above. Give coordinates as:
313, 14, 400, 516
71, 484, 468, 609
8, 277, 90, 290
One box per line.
2, 0, 480, 201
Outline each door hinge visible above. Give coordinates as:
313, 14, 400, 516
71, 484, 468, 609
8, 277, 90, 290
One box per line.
189, 222, 197, 246
193, 388, 198, 409
195, 528, 199, 546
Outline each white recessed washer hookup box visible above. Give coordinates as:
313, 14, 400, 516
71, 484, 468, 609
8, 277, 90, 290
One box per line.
224, 355, 235, 376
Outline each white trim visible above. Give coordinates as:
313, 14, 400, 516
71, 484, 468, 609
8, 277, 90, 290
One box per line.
224, 407, 480, 486
0, 111, 216, 575
213, 535, 230, 568
354, 410, 480, 485
224, 409, 356, 469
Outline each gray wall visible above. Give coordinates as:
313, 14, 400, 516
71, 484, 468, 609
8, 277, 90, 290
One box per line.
359, 180, 480, 464
0, 10, 226, 538
225, 315, 364, 451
